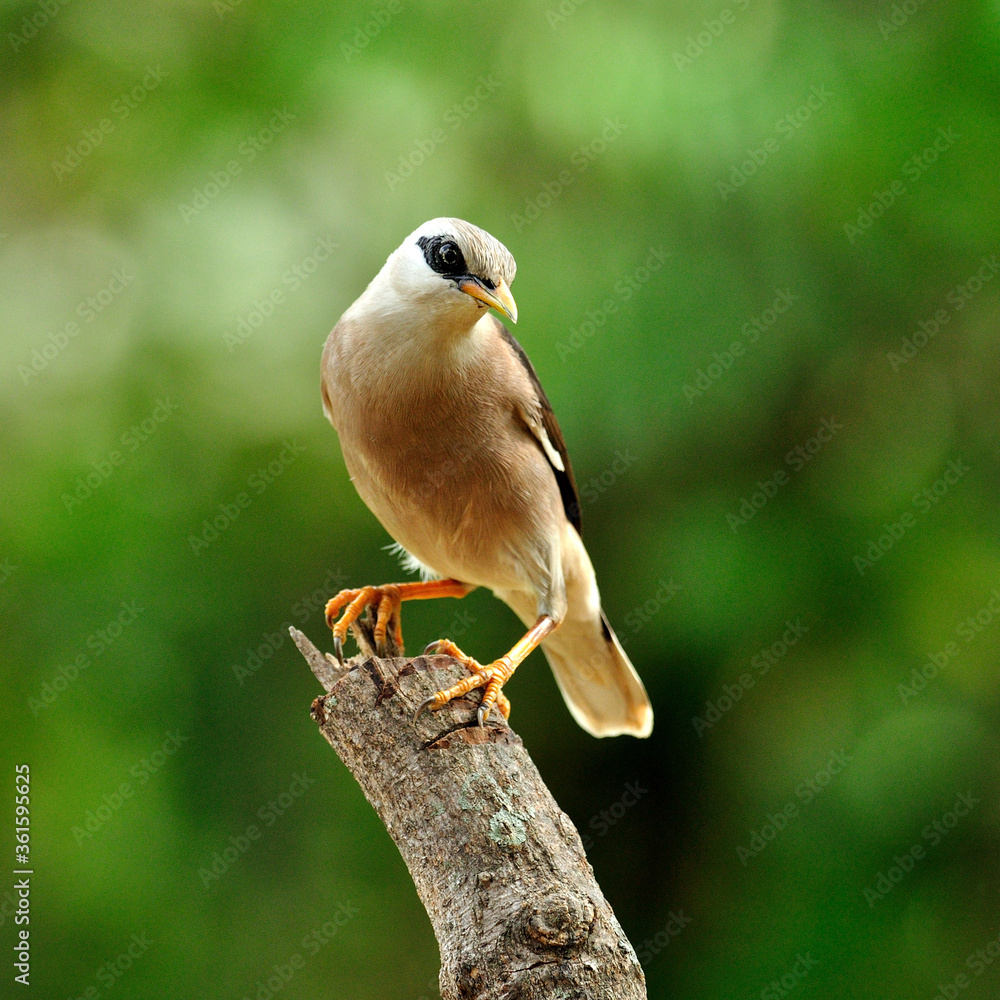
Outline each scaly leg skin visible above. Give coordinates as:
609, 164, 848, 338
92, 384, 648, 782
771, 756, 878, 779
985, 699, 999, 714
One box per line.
325, 579, 474, 663
415, 615, 558, 726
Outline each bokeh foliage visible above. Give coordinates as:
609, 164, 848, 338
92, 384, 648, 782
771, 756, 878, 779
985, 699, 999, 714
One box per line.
2, 1, 999, 997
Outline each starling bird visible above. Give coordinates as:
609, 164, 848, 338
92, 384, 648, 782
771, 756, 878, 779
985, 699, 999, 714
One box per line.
320, 218, 652, 737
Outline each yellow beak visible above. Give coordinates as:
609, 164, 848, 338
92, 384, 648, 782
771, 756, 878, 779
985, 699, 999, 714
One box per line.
458, 276, 518, 324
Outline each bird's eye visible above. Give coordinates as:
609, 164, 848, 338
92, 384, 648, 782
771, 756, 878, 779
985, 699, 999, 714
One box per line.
417, 235, 468, 276
438, 242, 460, 268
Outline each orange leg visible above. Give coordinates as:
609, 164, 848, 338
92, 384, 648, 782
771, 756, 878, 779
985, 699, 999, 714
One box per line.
325, 579, 474, 662
416, 615, 558, 726
417, 639, 511, 719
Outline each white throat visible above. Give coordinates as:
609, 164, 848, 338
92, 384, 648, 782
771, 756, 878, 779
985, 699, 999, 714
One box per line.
343, 267, 493, 375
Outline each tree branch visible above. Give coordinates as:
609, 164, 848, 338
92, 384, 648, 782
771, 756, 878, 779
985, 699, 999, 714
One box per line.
290, 618, 647, 1000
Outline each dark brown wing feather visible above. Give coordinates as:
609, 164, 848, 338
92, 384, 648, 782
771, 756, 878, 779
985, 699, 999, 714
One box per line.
491, 316, 583, 535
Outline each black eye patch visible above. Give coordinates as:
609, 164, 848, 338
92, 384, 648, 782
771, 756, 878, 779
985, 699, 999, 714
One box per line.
417, 235, 468, 277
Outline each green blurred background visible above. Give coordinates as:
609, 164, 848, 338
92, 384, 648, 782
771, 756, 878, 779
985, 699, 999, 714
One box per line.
3, 1, 999, 997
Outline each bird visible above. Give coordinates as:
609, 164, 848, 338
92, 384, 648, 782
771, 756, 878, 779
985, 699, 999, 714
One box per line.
319, 218, 652, 738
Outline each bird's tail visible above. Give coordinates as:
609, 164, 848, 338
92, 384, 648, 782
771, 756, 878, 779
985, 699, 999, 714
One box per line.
541, 611, 653, 739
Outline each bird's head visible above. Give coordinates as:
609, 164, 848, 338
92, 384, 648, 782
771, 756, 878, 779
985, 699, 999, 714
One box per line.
383, 218, 518, 325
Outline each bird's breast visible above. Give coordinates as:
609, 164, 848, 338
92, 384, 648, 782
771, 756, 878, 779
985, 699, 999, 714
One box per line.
344, 395, 549, 587
323, 314, 562, 589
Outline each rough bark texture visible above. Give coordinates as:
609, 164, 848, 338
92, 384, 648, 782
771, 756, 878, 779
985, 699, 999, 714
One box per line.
290, 616, 647, 1000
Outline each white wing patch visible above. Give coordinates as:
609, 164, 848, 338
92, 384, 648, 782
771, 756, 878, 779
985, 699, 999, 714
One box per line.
518, 404, 565, 471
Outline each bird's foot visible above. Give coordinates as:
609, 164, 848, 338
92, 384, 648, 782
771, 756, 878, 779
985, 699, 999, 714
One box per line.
325, 585, 404, 662
416, 639, 513, 725
324, 578, 475, 663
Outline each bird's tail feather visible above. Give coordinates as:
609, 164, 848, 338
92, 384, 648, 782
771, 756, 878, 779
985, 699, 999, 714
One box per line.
541, 611, 653, 738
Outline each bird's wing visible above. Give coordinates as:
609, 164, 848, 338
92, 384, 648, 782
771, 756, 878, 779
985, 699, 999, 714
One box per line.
491, 316, 583, 535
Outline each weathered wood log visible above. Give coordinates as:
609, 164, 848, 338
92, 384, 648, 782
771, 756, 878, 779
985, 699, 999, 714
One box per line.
290, 616, 647, 1000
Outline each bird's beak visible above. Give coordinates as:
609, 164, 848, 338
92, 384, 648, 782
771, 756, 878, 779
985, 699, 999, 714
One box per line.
458, 276, 518, 324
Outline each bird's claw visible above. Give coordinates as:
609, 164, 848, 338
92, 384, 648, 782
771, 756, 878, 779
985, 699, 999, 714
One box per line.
325, 584, 405, 661
413, 695, 439, 721
413, 640, 512, 726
